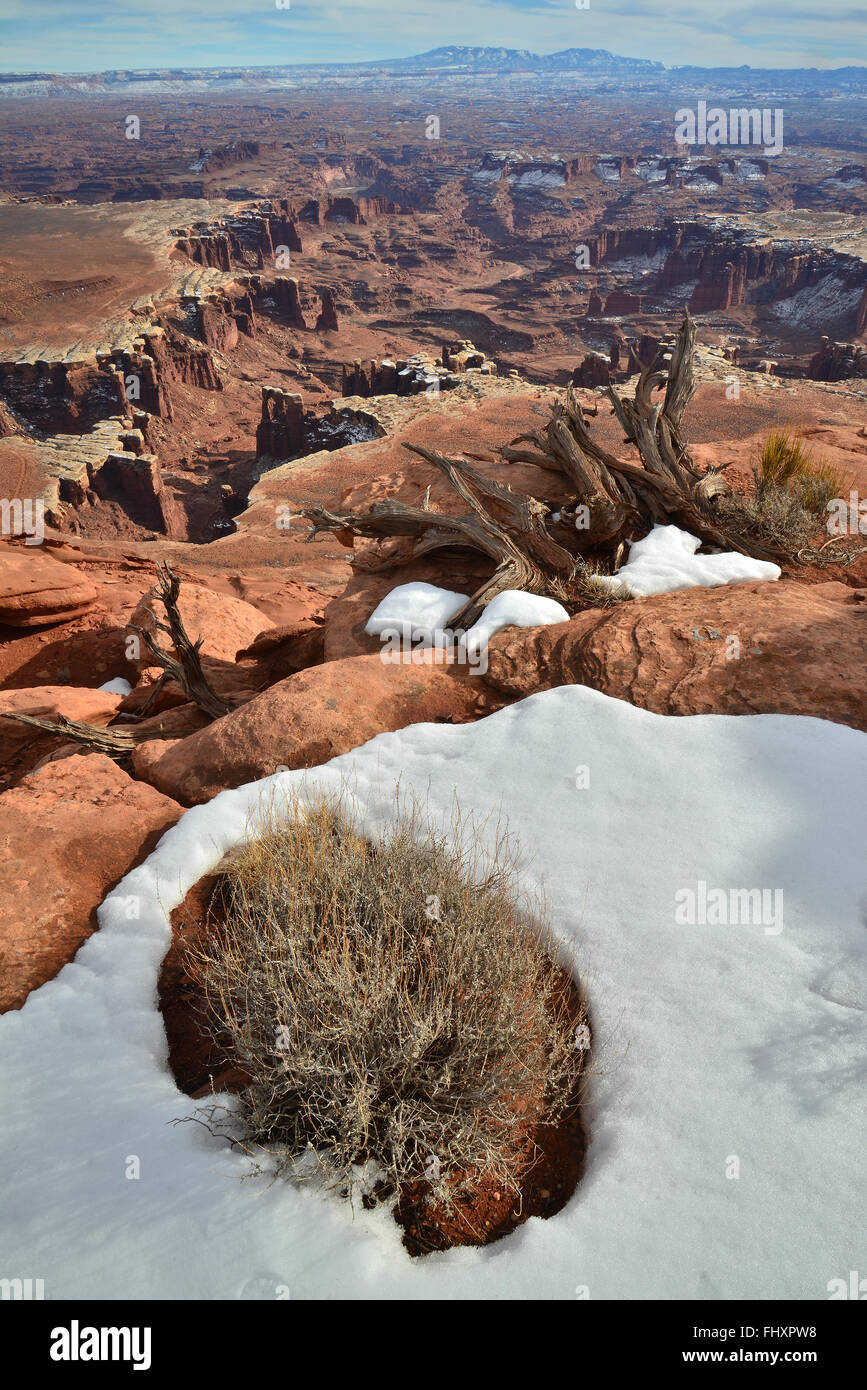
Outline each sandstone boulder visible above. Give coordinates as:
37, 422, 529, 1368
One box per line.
0, 549, 99, 628
483, 580, 867, 728
235, 617, 326, 682
0, 681, 121, 736
128, 580, 274, 671
0, 754, 182, 1011
134, 651, 496, 804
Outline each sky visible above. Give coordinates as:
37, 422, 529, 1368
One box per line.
0, 0, 865, 74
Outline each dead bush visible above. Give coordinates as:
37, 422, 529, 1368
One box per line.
718, 483, 816, 556
716, 428, 848, 559
186, 793, 586, 1213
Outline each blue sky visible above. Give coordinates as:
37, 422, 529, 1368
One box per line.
0, 0, 864, 73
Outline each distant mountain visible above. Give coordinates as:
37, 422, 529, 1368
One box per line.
372, 46, 664, 75
1, 47, 865, 97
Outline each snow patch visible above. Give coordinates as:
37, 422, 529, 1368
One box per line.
460, 590, 569, 657
97, 678, 132, 696
599, 524, 781, 597
772, 276, 863, 330
366, 582, 569, 652
0, 687, 863, 1298
365, 581, 469, 648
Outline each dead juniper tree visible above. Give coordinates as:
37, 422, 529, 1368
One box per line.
304, 313, 787, 629
0, 562, 233, 760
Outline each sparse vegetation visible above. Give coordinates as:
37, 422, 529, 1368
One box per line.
550, 558, 629, 609
717, 427, 849, 560
718, 482, 816, 556
755, 426, 844, 517
186, 794, 587, 1214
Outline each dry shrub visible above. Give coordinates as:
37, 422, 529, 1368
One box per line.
186, 793, 586, 1212
718, 484, 816, 555
755, 427, 845, 518
550, 558, 630, 611
717, 427, 847, 558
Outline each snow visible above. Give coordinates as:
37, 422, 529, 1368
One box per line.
513, 170, 566, 189
460, 590, 569, 657
594, 160, 622, 183
599, 524, 781, 597
1, 686, 863, 1300
772, 275, 863, 330
635, 158, 669, 183
603, 249, 668, 275
364, 581, 469, 648
97, 677, 132, 696
737, 159, 768, 182
365, 582, 568, 651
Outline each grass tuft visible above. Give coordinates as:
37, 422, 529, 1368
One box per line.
718, 427, 848, 559
755, 427, 845, 518
186, 792, 587, 1214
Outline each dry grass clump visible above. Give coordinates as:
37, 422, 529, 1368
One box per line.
718, 426, 847, 558
550, 558, 630, 611
755, 427, 844, 519
187, 794, 585, 1212
718, 483, 815, 555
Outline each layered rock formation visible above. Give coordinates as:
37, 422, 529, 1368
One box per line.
586, 218, 867, 332
315, 287, 339, 333
483, 581, 867, 730
342, 340, 496, 397
256, 386, 305, 460
808, 337, 867, 381
0, 548, 99, 627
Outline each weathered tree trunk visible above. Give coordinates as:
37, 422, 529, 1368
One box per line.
0, 712, 142, 757
304, 313, 787, 622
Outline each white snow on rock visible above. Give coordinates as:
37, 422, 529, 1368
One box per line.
97, 678, 133, 696
364, 581, 469, 648
772, 275, 863, 330
599, 524, 781, 597
0, 686, 864, 1299
365, 582, 568, 651
460, 590, 569, 657
513, 169, 566, 189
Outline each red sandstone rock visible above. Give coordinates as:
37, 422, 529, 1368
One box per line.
134, 651, 496, 804
603, 288, 642, 316
235, 617, 326, 681
315, 287, 339, 333
0, 548, 100, 628
128, 580, 274, 671
0, 683, 122, 754
255, 386, 304, 461
483, 580, 867, 728
0, 754, 182, 1011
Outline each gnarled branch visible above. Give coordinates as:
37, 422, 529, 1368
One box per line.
129, 563, 235, 721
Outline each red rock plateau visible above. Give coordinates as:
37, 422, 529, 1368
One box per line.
1, 52, 866, 1009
